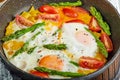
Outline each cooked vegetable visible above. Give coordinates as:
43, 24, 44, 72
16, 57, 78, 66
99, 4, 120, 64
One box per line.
39, 5, 58, 14
79, 56, 104, 69
43, 44, 67, 50
89, 17, 101, 32
49, 0, 82, 7
100, 32, 113, 52
15, 15, 34, 27
96, 39, 108, 58
30, 70, 49, 78
72, 7, 89, 14
34, 67, 85, 77
38, 14, 59, 21
85, 28, 108, 58
90, 6, 111, 35
63, 8, 78, 18
1, 22, 45, 42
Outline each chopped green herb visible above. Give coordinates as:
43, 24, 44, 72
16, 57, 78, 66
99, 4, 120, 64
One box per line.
27, 46, 37, 54
31, 32, 41, 40
52, 29, 61, 36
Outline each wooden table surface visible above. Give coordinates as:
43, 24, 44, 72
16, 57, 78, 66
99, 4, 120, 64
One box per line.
91, 54, 120, 80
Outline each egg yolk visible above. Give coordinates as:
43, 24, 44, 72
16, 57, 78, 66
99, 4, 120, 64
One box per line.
75, 31, 95, 47
39, 55, 64, 70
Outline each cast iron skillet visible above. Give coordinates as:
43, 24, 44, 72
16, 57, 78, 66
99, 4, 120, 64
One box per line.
0, 0, 120, 80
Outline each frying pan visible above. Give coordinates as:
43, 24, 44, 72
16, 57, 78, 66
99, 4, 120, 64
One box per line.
0, 0, 120, 80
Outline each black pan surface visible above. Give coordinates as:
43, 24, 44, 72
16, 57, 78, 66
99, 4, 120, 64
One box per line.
0, 0, 120, 80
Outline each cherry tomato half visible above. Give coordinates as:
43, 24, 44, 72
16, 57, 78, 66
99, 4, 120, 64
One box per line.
100, 32, 113, 52
79, 56, 104, 69
62, 8, 78, 18
15, 15, 34, 27
30, 70, 49, 78
89, 17, 101, 32
39, 5, 58, 14
72, 7, 89, 14
37, 13, 60, 21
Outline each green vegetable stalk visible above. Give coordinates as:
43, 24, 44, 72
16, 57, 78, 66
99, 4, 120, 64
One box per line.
85, 28, 108, 58
43, 44, 67, 50
34, 67, 85, 77
1, 22, 45, 42
90, 6, 111, 35
49, 0, 82, 7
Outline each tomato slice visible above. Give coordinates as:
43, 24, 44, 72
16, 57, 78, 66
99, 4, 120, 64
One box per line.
66, 19, 85, 24
15, 15, 34, 27
79, 56, 104, 69
62, 8, 78, 18
100, 32, 113, 52
72, 7, 89, 14
37, 13, 60, 21
39, 5, 58, 14
89, 17, 101, 32
30, 70, 49, 78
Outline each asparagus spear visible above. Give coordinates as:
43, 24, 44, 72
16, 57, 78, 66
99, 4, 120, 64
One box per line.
49, 0, 82, 7
85, 28, 108, 58
34, 67, 85, 77
1, 22, 45, 42
90, 6, 111, 35
43, 44, 67, 50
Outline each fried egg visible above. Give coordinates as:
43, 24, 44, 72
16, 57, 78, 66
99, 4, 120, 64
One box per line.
61, 23, 98, 62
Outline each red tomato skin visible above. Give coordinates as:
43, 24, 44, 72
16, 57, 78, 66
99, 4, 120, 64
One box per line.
89, 17, 101, 32
39, 5, 58, 14
66, 19, 85, 24
37, 14, 60, 21
15, 15, 34, 27
63, 8, 78, 18
100, 32, 113, 52
79, 56, 104, 69
72, 7, 89, 14
30, 70, 49, 78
